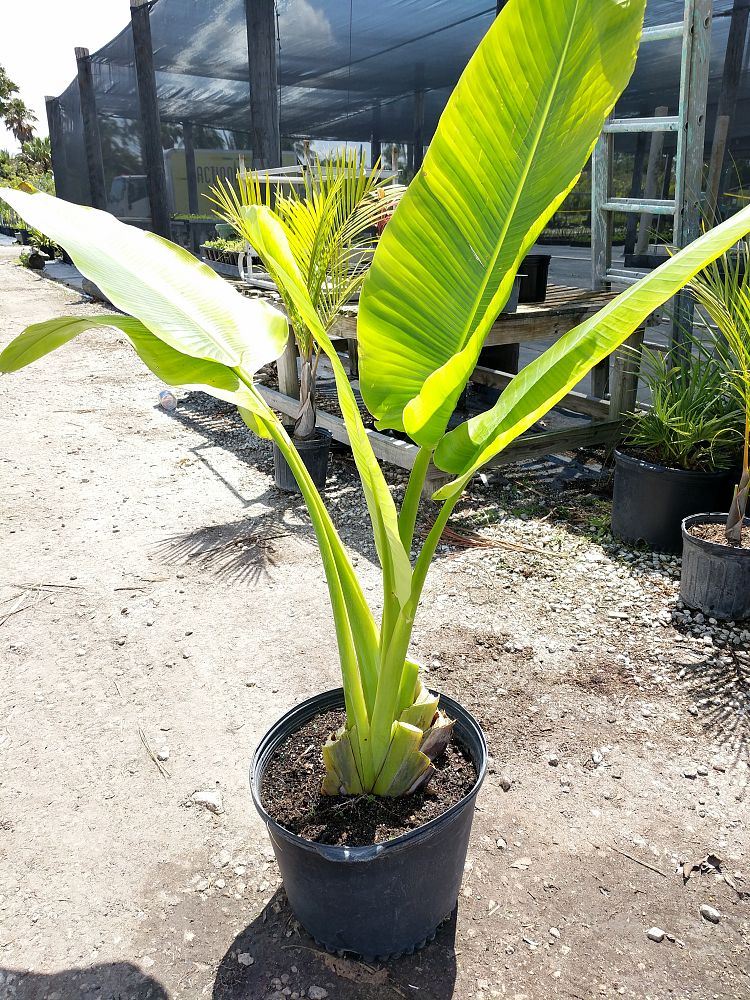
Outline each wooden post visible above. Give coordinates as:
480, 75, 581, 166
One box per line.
673, 0, 712, 354
370, 102, 382, 168
45, 96, 69, 203
183, 122, 199, 216
131, 0, 171, 238
245, 0, 280, 169
610, 327, 645, 418
706, 115, 730, 223
74, 47, 107, 210
653, 150, 675, 244
624, 133, 647, 256
634, 106, 668, 256
714, 0, 750, 199
413, 90, 425, 172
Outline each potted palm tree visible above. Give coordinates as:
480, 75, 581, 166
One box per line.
4, 0, 750, 961
611, 338, 742, 552
679, 245, 750, 619
209, 153, 402, 492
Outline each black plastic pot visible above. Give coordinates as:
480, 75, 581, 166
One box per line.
680, 513, 750, 620
611, 450, 737, 553
500, 274, 522, 314
518, 253, 551, 303
273, 428, 332, 493
250, 688, 487, 961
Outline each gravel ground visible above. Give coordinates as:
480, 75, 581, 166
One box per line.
0, 245, 748, 999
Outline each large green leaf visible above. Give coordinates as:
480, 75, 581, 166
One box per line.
0, 187, 288, 373
0, 314, 275, 425
241, 204, 413, 607
357, 0, 646, 446
433, 204, 750, 498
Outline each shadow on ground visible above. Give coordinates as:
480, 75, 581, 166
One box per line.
673, 648, 750, 788
153, 393, 386, 580
153, 513, 295, 587
213, 888, 459, 1000
0, 962, 168, 999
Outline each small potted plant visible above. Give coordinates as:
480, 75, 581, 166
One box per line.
4, 0, 750, 960
679, 245, 750, 619
209, 151, 402, 492
611, 339, 742, 552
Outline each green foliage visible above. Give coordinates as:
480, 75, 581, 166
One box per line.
20, 137, 51, 173
203, 236, 246, 253
691, 245, 750, 542
5, 0, 750, 798
622, 341, 743, 472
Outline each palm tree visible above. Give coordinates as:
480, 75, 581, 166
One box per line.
4, 98, 36, 145
20, 137, 51, 172
209, 151, 403, 440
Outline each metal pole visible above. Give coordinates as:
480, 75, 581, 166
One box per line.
245, 0, 281, 169
45, 96, 69, 202
74, 48, 107, 210
371, 101, 382, 168
131, 0, 171, 237
413, 90, 425, 172
183, 122, 199, 216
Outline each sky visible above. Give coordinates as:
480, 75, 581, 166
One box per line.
0, 1, 131, 152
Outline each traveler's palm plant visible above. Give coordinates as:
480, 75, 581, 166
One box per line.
690, 245, 750, 543
5, 0, 750, 795
209, 151, 403, 439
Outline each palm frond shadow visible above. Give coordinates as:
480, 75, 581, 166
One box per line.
156, 391, 388, 567
673, 650, 750, 792
153, 515, 298, 587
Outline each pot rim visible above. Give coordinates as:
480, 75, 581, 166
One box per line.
681, 512, 750, 552
250, 687, 487, 863
278, 425, 333, 447
614, 448, 734, 480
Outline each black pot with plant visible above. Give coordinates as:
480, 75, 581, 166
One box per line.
8, 0, 750, 965
678, 246, 750, 619
611, 340, 742, 552
251, 688, 486, 960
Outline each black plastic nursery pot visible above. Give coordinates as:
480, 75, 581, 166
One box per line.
250, 688, 487, 961
273, 428, 332, 493
680, 513, 750, 621
518, 253, 551, 303
611, 450, 737, 553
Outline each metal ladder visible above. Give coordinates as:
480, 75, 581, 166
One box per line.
591, 0, 713, 343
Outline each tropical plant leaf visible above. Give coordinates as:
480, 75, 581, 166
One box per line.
0, 187, 289, 373
241, 204, 414, 607
358, 0, 646, 446
433, 204, 750, 497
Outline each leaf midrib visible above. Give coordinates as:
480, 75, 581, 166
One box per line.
454, 0, 581, 352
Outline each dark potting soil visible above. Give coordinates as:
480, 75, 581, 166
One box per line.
688, 521, 750, 547
261, 709, 478, 846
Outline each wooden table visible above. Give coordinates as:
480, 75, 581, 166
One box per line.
243, 284, 645, 496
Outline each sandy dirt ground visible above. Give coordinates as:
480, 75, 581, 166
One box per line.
0, 245, 748, 1000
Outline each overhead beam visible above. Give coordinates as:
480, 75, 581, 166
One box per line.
131, 0, 171, 237
245, 0, 281, 169
74, 48, 107, 210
